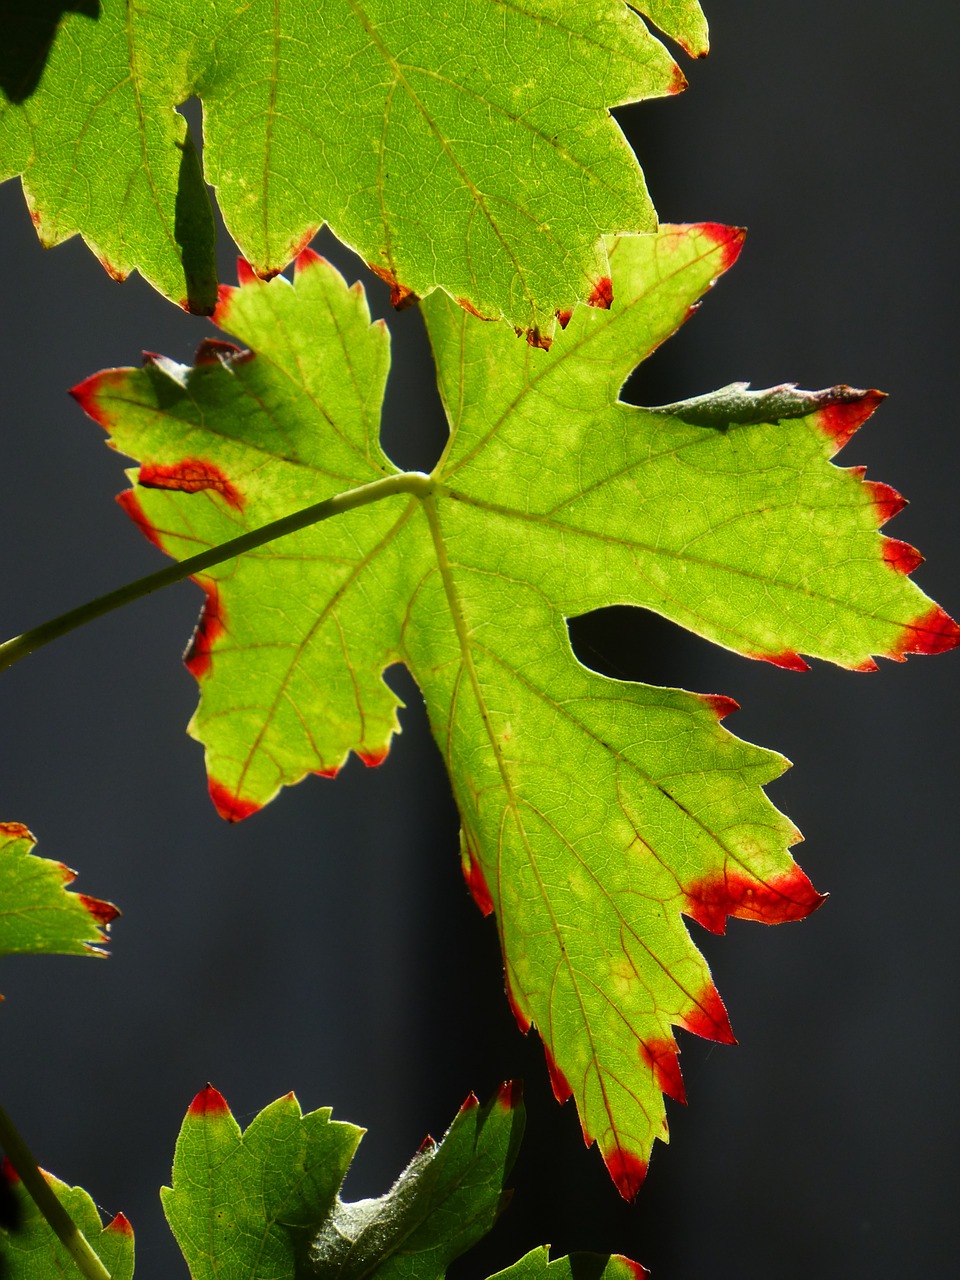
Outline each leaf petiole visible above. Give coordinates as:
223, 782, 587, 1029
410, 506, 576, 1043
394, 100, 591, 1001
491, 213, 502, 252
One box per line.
0, 471, 435, 674
0, 1102, 112, 1280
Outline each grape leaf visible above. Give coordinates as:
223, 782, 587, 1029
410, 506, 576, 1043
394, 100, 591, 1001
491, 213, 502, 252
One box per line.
73, 223, 960, 1193
492, 1249, 646, 1280
0, 0, 695, 340
0, 822, 118, 995
162, 1081, 631, 1280
0, 1159, 134, 1280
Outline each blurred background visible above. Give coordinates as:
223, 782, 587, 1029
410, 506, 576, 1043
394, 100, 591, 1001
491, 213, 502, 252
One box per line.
1, 2, 958, 1277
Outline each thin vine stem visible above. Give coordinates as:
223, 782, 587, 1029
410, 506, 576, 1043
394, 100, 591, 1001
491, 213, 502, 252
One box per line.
0, 471, 435, 673
0, 1102, 112, 1280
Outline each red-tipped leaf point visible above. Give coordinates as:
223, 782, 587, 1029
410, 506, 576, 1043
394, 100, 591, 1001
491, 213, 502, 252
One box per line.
526, 326, 553, 351
184, 581, 227, 680
1, 1158, 19, 1184
358, 747, 389, 769
639, 1038, 686, 1105
458, 1093, 480, 1116
314, 764, 341, 779
116, 490, 164, 550
236, 257, 258, 287
69, 370, 125, 430
207, 778, 260, 823
188, 1084, 230, 1117
603, 1147, 648, 1202
612, 1255, 650, 1280
677, 983, 737, 1045
287, 226, 320, 264
882, 537, 924, 576
98, 256, 127, 283
105, 1212, 133, 1237
193, 338, 244, 366
138, 458, 245, 511
78, 895, 120, 927
0, 821, 31, 840
587, 277, 614, 310
814, 389, 885, 455
418, 1135, 437, 1155
505, 977, 531, 1033
456, 296, 497, 322
367, 263, 419, 309
685, 865, 825, 934
890, 605, 960, 659
462, 844, 495, 916
862, 477, 907, 526
555, 308, 574, 330
295, 247, 324, 277
667, 64, 687, 95
497, 1079, 523, 1111
543, 1044, 574, 1104
751, 649, 810, 673
702, 693, 740, 721
699, 223, 747, 274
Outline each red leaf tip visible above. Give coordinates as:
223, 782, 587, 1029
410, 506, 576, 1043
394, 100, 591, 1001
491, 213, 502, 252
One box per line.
116, 490, 164, 551
612, 1256, 650, 1279
418, 1134, 437, 1155
295, 246, 324, 276
891, 604, 960, 659
555, 308, 574, 330
814, 388, 886, 454
603, 1147, 648, 1201
358, 746, 389, 769
751, 649, 810, 673
458, 1093, 480, 1115
678, 983, 737, 1045
367, 263, 419, 309
505, 976, 531, 1033
105, 1212, 133, 1237
184, 581, 227, 680
863, 478, 907, 526
639, 1038, 686, 1105
882, 537, 924, 577
684, 864, 825, 935
668, 64, 687, 95
702, 693, 740, 721
496, 1079, 523, 1110
699, 223, 747, 273
0, 821, 32, 841
69, 371, 122, 429
188, 1084, 230, 1117
78, 895, 120, 927
587, 277, 614, 310
207, 778, 260, 823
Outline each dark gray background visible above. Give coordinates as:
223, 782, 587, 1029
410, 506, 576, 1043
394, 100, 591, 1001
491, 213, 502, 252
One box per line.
1, 3, 958, 1277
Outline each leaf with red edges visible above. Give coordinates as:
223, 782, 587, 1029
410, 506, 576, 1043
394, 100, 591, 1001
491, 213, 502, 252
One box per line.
1, 1164, 134, 1280
77, 223, 958, 1195
0, 822, 119, 996
0, 0, 696, 337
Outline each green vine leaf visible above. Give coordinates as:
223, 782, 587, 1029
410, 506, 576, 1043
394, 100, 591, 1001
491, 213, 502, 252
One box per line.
162, 1081, 627, 1280
0, 0, 694, 340
73, 223, 960, 1193
0, 1160, 134, 1280
0, 822, 118, 994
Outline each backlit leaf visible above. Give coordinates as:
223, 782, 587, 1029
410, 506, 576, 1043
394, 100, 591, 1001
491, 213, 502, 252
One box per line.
74, 223, 960, 1192
0, 822, 118, 995
0, 0, 694, 338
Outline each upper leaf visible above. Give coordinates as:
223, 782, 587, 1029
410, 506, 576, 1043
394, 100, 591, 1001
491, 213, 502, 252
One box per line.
0, 822, 118, 996
75, 224, 960, 1192
0, 1160, 134, 1280
0, 0, 691, 338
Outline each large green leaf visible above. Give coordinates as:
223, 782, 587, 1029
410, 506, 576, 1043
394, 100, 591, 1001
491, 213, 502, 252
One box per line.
0, 1161, 134, 1280
73, 223, 959, 1192
0, 822, 118, 995
0, 0, 698, 339
162, 1082, 631, 1279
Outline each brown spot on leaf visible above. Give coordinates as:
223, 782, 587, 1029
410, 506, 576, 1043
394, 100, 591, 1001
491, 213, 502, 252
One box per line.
555, 308, 574, 330
587, 277, 614, 310
525, 326, 553, 351
367, 263, 419, 309
139, 458, 244, 511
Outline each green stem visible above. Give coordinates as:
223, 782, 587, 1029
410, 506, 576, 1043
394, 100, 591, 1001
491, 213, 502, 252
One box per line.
0, 1103, 112, 1280
0, 471, 435, 673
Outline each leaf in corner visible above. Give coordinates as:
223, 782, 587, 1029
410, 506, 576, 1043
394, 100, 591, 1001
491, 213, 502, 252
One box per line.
0, 0, 692, 339
75, 224, 960, 1194
163, 1082, 530, 1280
0, 1160, 134, 1280
0, 822, 118, 995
